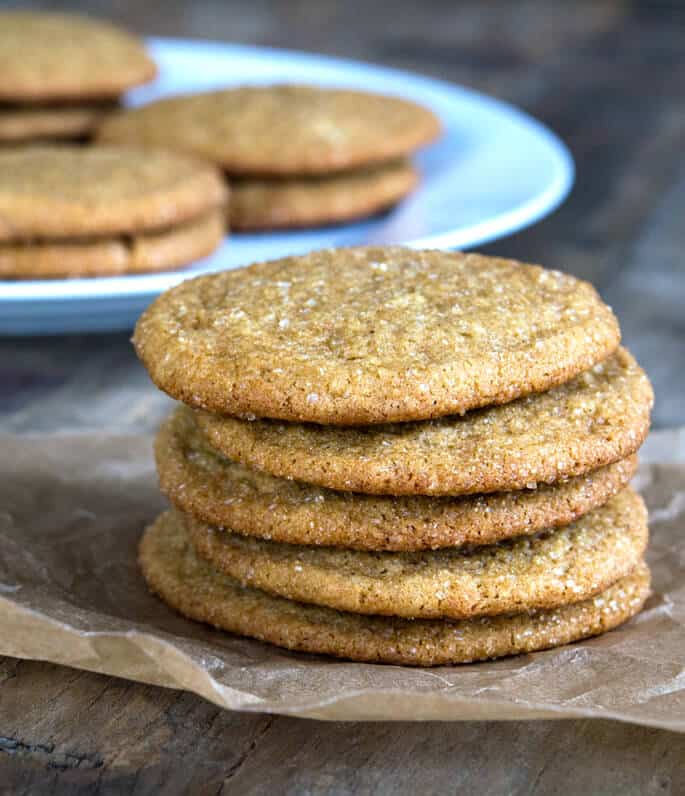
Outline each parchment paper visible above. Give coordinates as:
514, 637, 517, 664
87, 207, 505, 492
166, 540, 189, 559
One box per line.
1, 429, 684, 727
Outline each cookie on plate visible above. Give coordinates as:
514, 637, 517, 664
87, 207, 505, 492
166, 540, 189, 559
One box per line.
139, 510, 651, 666
229, 161, 418, 231
98, 85, 441, 175
134, 247, 622, 424
0, 102, 118, 144
0, 213, 225, 280
0, 11, 156, 143
0, 146, 227, 280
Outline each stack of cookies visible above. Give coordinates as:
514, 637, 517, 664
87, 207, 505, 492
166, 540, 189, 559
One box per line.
0, 11, 156, 145
98, 85, 441, 230
137, 247, 654, 666
0, 147, 227, 280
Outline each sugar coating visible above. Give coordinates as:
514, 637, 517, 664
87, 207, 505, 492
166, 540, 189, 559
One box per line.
0, 146, 227, 242
98, 85, 442, 176
185, 488, 647, 619
0, 211, 224, 280
229, 160, 418, 230
197, 348, 652, 496
157, 406, 638, 551
0, 12, 156, 102
139, 511, 651, 667
134, 247, 622, 425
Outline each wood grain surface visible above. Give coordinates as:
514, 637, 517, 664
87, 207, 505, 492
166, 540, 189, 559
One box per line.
1, 0, 685, 792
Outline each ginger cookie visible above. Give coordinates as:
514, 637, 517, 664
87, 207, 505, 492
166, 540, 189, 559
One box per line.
229, 161, 417, 230
0, 146, 227, 242
134, 247, 621, 425
185, 488, 648, 619
0, 102, 117, 143
157, 406, 638, 551
98, 85, 441, 176
0, 12, 156, 102
196, 348, 652, 496
139, 511, 650, 666
0, 212, 224, 280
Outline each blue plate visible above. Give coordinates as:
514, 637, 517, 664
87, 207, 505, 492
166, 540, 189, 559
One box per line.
0, 38, 574, 335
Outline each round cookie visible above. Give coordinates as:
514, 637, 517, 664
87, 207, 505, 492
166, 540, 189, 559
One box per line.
134, 247, 621, 425
0, 103, 116, 143
157, 406, 638, 551
98, 85, 441, 176
185, 488, 648, 619
0, 211, 225, 280
0, 146, 227, 242
0, 12, 156, 102
229, 161, 417, 230
139, 511, 651, 666
197, 348, 653, 496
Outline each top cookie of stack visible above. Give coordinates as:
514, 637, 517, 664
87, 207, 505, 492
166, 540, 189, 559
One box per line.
135, 246, 624, 425
137, 246, 654, 666
98, 86, 441, 230
0, 11, 156, 144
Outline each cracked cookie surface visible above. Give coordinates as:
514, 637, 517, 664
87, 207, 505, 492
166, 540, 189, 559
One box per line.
139, 510, 650, 666
196, 348, 652, 495
157, 406, 638, 550
135, 246, 622, 425
185, 488, 648, 619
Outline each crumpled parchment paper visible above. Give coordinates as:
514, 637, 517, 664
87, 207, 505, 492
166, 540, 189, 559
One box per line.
0, 429, 684, 726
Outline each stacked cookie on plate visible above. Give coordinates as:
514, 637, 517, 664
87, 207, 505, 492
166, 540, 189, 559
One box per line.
98, 85, 441, 230
137, 247, 654, 666
0, 11, 156, 144
0, 147, 227, 279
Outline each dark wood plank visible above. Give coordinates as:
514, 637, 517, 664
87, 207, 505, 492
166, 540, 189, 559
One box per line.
1, 658, 685, 795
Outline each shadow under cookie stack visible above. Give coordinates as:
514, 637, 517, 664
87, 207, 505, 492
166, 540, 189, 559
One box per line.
138, 246, 654, 666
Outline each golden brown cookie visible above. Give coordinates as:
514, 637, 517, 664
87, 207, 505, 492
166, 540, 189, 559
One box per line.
134, 247, 621, 425
0, 102, 116, 143
157, 406, 638, 550
0, 12, 156, 102
0, 146, 227, 242
98, 85, 441, 175
197, 348, 652, 496
139, 510, 651, 666
229, 161, 417, 230
0, 211, 225, 280
185, 488, 648, 619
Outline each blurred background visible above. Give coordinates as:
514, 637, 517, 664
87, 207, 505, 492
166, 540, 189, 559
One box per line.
2, 0, 684, 429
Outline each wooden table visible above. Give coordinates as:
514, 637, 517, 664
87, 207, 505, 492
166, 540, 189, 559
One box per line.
2, 1, 685, 792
